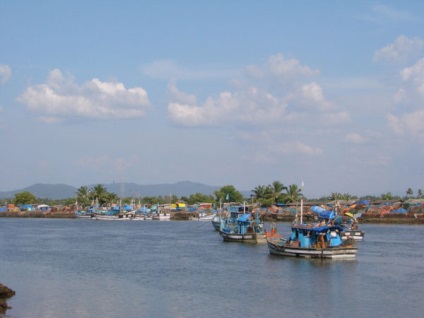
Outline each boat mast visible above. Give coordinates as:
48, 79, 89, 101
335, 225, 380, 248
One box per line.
300, 197, 303, 224
300, 180, 304, 224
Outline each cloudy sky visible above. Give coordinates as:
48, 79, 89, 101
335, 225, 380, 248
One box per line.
1, 1, 424, 198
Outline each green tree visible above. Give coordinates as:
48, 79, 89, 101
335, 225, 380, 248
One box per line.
187, 193, 214, 205
283, 184, 303, 204
91, 184, 109, 206
381, 192, 394, 200
76, 186, 91, 207
406, 188, 413, 197
269, 181, 287, 205
418, 189, 423, 198
14, 191, 37, 205
251, 185, 267, 201
105, 192, 119, 205
214, 185, 243, 204
329, 192, 342, 201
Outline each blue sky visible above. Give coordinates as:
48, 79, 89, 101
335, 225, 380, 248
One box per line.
1, 1, 424, 198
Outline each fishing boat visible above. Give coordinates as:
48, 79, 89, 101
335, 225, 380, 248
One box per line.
219, 204, 266, 244
93, 206, 136, 221
336, 213, 365, 241
266, 202, 358, 259
75, 211, 94, 219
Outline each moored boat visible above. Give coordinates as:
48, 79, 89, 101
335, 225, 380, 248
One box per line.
219, 204, 266, 244
266, 223, 357, 259
337, 212, 365, 241
266, 201, 358, 259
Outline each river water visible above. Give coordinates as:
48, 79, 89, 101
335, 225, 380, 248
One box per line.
0, 218, 423, 318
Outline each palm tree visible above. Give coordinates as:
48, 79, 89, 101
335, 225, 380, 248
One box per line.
284, 184, 303, 204
330, 192, 341, 201
251, 185, 267, 202
105, 192, 119, 206
91, 184, 109, 206
406, 188, 413, 197
269, 181, 287, 205
76, 186, 91, 207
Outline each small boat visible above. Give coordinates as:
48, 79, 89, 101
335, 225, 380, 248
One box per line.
75, 206, 95, 219
93, 206, 136, 221
219, 204, 266, 244
266, 223, 357, 259
266, 201, 358, 259
75, 211, 94, 219
337, 213, 365, 241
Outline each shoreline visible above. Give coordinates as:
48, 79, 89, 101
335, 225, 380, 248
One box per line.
1, 212, 424, 224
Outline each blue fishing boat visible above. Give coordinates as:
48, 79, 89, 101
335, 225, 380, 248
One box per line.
219, 204, 266, 243
266, 202, 357, 259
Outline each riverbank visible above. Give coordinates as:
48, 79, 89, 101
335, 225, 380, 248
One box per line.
0, 211, 74, 218
1, 211, 424, 224
0, 283, 15, 315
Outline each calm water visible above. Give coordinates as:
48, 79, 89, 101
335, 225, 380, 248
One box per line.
0, 218, 423, 318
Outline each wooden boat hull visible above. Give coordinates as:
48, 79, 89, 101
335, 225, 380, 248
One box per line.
267, 238, 357, 259
220, 231, 267, 244
75, 214, 93, 219
94, 214, 135, 221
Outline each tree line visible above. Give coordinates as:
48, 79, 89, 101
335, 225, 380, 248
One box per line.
2, 182, 423, 207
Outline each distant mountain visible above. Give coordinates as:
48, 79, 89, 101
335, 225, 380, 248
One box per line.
0, 183, 78, 200
0, 181, 225, 200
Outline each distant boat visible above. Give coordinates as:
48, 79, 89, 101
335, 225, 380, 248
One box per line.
74, 211, 94, 219
93, 206, 138, 221
266, 201, 358, 259
219, 204, 266, 244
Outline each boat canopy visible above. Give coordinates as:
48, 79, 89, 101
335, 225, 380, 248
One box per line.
296, 225, 344, 233
237, 213, 251, 222
310, 206, 335, 219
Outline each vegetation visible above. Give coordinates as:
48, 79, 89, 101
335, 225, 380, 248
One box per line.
13, 191, 37, 205
214, 185, 244, 204
2, 183, 424, 209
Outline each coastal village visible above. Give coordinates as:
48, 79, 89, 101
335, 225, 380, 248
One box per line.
1, 197, 424, 223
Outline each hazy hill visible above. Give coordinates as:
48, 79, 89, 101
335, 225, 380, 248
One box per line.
0, 181, 225, 200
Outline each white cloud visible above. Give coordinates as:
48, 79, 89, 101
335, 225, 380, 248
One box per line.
287, 82, 332, 111
345, 133, 365, 144
17, 69, 151, 122
388, 59, 424, 140
168, 84, 287, 126
0, 64, 11, 85
246, 54, 319, 83
393, 58, 424, 106
374, 35, 424, 63
168, 54, 341, 127
387, 111, 424, 138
